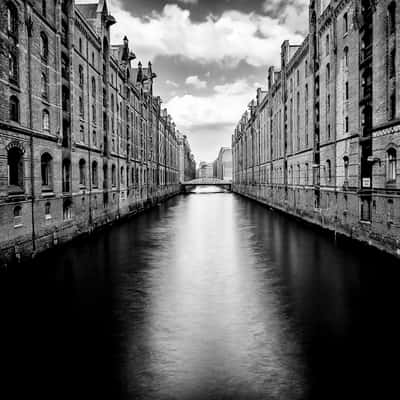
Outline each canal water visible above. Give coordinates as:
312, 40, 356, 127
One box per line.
1, 191, 399, 400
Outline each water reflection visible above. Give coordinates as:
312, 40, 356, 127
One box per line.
1, 194, 399, 400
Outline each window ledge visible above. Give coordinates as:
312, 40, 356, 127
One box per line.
41, 191, 55, 198
360, 220, 371, 225
14, 223, 23, 229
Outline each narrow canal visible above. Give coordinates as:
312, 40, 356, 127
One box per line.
1, 191, 399, 400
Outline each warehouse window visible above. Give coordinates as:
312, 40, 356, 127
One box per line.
344, 156, 349, 183
41, 73, 48, 99
92, 77, 96, 98
9, 96, 19, 122
387, 148, 397, 183
45, 202, 51, 219
343, 13, 348, 34
8, 147, 23, 188
79, 159, 86, 186
92, 161, 98, 188
360, 197, 371, 222
40, 32, 48, 63
7, 3, 18, 37
13, 205, 22, 227
41, 152, 52, 189
63, 199, 72, 221
112, 164, 116, 187
79, 65, 84, 87
42, 109, 50, 132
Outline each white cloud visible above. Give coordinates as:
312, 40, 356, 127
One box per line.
177, 0, 198, 4
263, 0, 309, 34
185, 75, 207, 89
166, 79, 180, 87
166, 79, 255, 130
109, 1, 304, 68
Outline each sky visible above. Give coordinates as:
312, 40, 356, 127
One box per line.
77, 0, 309, 162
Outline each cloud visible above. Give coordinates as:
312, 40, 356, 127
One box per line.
109, 1, 304, 68
262, 0, 309, 34
166, 79, 255, 131
185, 75, 207, 89
177, 0, 198, 4
166, 79, 180, 87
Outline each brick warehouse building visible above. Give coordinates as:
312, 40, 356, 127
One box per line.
233, 0, 400, 257
0, 0, 188, 265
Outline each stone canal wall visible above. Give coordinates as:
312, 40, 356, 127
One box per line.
233, 184, 400, 259
0, 185, 181, 268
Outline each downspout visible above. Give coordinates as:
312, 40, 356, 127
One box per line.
25, 5, 36, 253
86, 44, 93, 227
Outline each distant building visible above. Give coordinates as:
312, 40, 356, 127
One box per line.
177, 133, 196, 182
214, 147, 232, 181
197, 162, 214, 179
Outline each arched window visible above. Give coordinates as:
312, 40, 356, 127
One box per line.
45, 202, 51, 218
343, 12, 348, 34
326, 34, 330, 55
9, 46, 18, 83
42, 1, 47, 17
92, 77, 96, 98
79, 65, 84, 87
41, 73, 48, 99
9, 96, 19, 122
92, 52, 95, 65
13, 205, 22, 226
92, 104, 96, 124
92, 161, 98, 187
63, 198, 72, 220
41, 152, 52, 189
79, 37, 82, 53
40, 32, 48, 62
7, 3, 18, 37
121, 166, 125, 184
42, 109, 50, 132
387, 148, 397, 182
8, 147, 23, 188
92, 130, 97, 146
326, 63, 330, 85
79, 159, 86, 186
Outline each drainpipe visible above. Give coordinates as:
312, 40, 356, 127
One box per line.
86, 44, 93, 227
25, 4, 36, 253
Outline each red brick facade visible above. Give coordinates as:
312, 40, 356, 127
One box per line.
0, 0, 186, 266
233, 0, 400, 257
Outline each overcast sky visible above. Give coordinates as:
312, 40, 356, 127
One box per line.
77, 0, 308, 162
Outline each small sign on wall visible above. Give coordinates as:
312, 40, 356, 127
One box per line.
362, 178, 371, 188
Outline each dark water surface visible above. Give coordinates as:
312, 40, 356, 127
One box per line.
1, 192, 399, 400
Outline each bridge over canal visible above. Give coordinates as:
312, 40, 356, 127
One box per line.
181, 178, 232, 192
